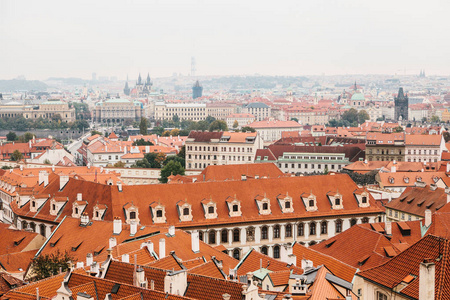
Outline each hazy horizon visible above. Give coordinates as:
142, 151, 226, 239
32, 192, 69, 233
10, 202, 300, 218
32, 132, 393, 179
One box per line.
2, 0, 449, 80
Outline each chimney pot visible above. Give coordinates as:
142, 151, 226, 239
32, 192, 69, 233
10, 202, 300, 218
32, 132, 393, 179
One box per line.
191, 230, 200, 253
113, 217, 122, 235
159, 238, 166, 258
168, 225, 175, 236
130, 221, 137, 235
424, 209, 432, 227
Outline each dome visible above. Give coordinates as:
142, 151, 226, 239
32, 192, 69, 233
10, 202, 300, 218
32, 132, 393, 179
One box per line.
351, 93, 365, 101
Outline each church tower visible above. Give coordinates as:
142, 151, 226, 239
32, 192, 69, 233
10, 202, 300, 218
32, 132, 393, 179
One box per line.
192, 80, 203, 99
394, 87, 409, 121
124, 77, 130, 96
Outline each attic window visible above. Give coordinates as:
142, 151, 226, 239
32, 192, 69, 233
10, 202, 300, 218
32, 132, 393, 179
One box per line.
325, 240, 336, 248
50, 236, 62, 247
208, 206, 214, 214
285, 201, 291, 209
309, 199, 314, 207
14, 237, 25, 246
111, 284, 120, 294
233, 204, 238, 212
362, 196, 367, 204
52, 204, 56, 211
130, 211, 136, 219
183, 208, 189, 216
72, 241, 83, 252
262, 203, 268, 210
335, 198, 340, 206
156, 210, 163, 217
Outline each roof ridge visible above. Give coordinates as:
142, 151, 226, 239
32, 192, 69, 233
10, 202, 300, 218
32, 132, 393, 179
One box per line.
296, 244, 357, 270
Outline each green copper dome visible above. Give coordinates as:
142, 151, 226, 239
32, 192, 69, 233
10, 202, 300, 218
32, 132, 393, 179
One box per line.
351, 93, 365, 101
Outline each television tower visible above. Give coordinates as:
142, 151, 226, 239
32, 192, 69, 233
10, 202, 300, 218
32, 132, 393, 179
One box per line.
191, 56, 196, 77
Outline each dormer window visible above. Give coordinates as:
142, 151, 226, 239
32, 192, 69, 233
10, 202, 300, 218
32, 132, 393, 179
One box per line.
177, 200, 193, 222
277, 194, 294, 213
123, 203, 140, 224
150, 202, 166, 223
328, 191, 343, 210
404, 177, 409, 183
72, 200, 87, 218
201, 198, 218, 219
226, 196, 242, 217
354, 190, 370, 208
255, 195, 271, 215
52, 204, 56, 211
92, 204, 107, 221
302, 192, 318, 212
50, 197, 67, 216
389, 177, 394, 184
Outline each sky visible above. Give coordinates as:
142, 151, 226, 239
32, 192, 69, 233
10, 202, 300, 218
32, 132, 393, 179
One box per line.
1, 0, 449, 80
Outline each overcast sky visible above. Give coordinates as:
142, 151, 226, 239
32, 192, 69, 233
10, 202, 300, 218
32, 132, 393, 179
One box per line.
1, 0, 449, 80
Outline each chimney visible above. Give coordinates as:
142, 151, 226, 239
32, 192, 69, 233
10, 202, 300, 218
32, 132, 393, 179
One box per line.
76, 261, 84, 269
280, 244, 296, 266
419, 259, 435, 300
86, 253, 93, 266
385, 221, 392, 235
191, 230, 200, 253
77, 193, 82, 201
391, 166, 396, 173
145, 145, 150, 153
124, 146, 127, 154
52, 165, 55, 172
164, 270, 187, 296
121, 254, 129, 263
364, 159, 368, 164
301, 259, 313, 271
87, 163, 91, 169
168, 225, 175, 236
446, 163, 450, 173
425, 209, 432, 227
80, 213, 89, 225
130, 221, 137, 235
393, 160, 397, 165
150, 280, 155, 290
159, 238, 166, 258
38, 171, 47, 185
100, 166, 104, 173
141, 241, 154, 254
109, 237, 117, 249
222, 294, 231, 300
113, 217, 122, 235
117, 182, 122, 192
135, 267, 147, 288
241, 174, 247, 181
60, 175, 69, 190
20, 164, 23, 171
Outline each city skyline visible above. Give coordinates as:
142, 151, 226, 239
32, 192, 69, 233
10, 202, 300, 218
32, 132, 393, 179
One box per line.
1, 0, 449, 80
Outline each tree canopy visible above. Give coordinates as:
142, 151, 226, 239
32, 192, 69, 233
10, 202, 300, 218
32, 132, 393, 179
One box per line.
159, 160, 185, 183
139, 118, 148, 135
30, 250, 74, 281
209, 120, 228, 132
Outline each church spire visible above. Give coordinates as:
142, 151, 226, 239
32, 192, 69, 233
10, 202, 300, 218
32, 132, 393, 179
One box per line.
137, 73, 142, 85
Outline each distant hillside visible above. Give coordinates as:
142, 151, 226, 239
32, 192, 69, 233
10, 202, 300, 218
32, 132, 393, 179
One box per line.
0, 79, 47, 92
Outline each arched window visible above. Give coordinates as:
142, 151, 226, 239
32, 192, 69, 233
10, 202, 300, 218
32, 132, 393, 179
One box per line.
285, 224, 292, 238
273, 225, 280, 239
208, 206, 214, 214
199, 231, 203, 241
130, 211, 136, 220
221, 229, 228, 243
246, 227, 255, 242
320, 221, 328, 235
233, 248, 240, 260
209, 230, 216, 244
261, 226, 268, 240
298, 223, 304, 236
261, 246, 268, 255
183, 207, 190, 216
22, 221, 28, 230
156, 210, 163, 218
350, 219, 357, 227
40, 224, 46, 237
336, 219, 343, 233
309, 240, 317, 246
273, 245, 280, 259
29, 222, 36, 232
309, 222, 316, 235
233, 229, 240, 242
362, 217, 369, 224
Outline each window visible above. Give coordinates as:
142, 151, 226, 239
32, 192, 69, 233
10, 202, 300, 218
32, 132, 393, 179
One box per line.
273, 225, 280, 239
310, 222, 316, 235
362, 217, 369, 224
350, 219, 357, 227
199, 231, 203, 241
298, 223, 304, 236
221, 229, 228, 243
233, 229, 240, 242
336, 220, 342, 233
285, 201, 291, 209
156, 210, 163, 217
262, 202, 268, 211
233, 204, 239, 212
261, 246, 268, 255
52, 204, 56, 211
320, 221, 327, 234
309, 199, 314, 207
183, 207, 190, 216
208, 206, 214, 214
335, 198, 340, 206
209, 231, 216, 244
261, 226, 268, 240
273, 245, 280, 258
362, 196, 367, 204
285, 224, 292, 237
233, 249, 240, 260
130, 211, 136, 219
377, 292, 387, 300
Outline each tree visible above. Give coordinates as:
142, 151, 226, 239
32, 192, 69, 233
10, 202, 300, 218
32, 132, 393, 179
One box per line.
179, 129, 190, 136
393, 126, 404, 133
341, 108, 359, 124
241, 126, 256, 133
91, 130, 102, 136
21, 132, 35, 142
43, 159, 51, 165
113, 161, 126, 168
177, 145, 185, 160
11, 150, 23, 161
30, 250, 74, 280
132, 138, 154, 146
170, 128, 180, 136
232, 120, 239, 129
51, 114, 63, 123
159, 160, 185, 183
152, 126, 164, 136
139, 118, 148, 135
357, 110, 370, 124
431, 115, 440, 123
205, 115, 216, 124
6, 131, 17, 141
444, 131, 450, 143
291, 117, 299, 123
172, 114, 180, 124
209, 120, 228, 132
